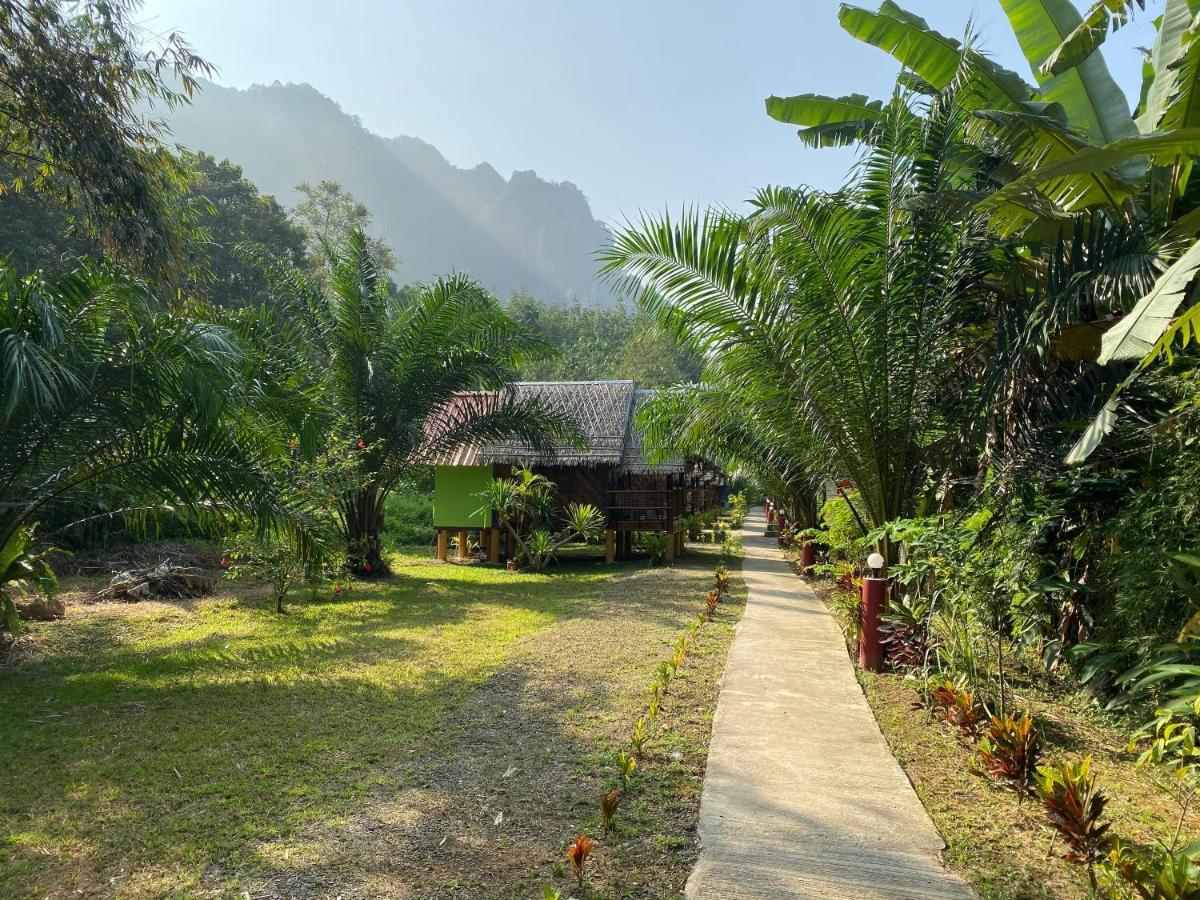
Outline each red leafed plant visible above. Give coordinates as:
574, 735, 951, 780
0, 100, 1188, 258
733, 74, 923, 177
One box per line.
978, 712, 1040, 796
1035, 757, 1110, 888
567, 833, 595, 887
930, 679, 981, 739
599, 788, 621, 833
705, 590, 719, 620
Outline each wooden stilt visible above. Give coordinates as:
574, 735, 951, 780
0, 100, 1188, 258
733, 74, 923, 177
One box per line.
457, 529, 469, 560
623, 531, 633, 557
488, 527, 500, 563
675, 530, 685, 557
436, 529, 448, 561
665, 530, 675, 561
605, 529, 616, 564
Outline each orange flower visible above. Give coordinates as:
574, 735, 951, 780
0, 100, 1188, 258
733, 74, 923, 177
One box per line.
356, 439, 366, 450
566, 833, 594, 884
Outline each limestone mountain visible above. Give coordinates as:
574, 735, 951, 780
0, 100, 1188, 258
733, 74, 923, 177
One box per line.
164, 81, 612, 302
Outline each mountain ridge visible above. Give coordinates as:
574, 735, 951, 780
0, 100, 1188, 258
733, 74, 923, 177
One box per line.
164, 80, 612, 303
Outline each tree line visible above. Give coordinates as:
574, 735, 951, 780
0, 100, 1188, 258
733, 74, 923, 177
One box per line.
0, 0, 602, 627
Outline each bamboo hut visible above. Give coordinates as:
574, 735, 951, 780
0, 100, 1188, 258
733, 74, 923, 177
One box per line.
427, 380, 724, 563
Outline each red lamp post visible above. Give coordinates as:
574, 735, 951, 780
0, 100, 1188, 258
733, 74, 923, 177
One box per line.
858, 552, 887, 672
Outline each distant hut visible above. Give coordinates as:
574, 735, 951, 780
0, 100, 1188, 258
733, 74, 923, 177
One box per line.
427, 380, 724, 563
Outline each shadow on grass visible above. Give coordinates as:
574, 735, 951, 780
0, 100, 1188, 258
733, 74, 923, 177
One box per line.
0, 544, 732, 898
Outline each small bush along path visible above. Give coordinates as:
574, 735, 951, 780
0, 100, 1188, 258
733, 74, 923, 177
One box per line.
0, 545, 745, 899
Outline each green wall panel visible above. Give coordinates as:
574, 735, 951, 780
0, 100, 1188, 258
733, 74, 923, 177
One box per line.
433, 465, 493, 528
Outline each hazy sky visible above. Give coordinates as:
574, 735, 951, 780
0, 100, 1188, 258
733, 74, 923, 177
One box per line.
138, 1, 1158, 226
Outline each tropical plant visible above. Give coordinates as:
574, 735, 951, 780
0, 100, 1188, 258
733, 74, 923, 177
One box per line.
222, 442, 356, 611
1132, 700, 1200, 852
617, 749, 637, 789
930, 677, 983, 738
978, 712, 1042, 796
728, 491, 748, 528
250, 231, 576, 573
656, 659, 675, 687
0, 525, 55, 637
1036, 756, 1112, 887
608, 73, 998, 556
630, 716, 650, 757
477, 467, 605, 571
599, 788, 621, 834
1105, 840, 1200, 899
879, 593, 934, 671
642, 531, 671, 566
566, 833, 594, 889
1, 261, 319, 609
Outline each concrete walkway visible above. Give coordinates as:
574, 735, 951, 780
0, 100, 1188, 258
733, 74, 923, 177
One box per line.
685, 512, 973, 899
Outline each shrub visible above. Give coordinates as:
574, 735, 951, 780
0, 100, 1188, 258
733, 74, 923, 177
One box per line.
599, 788, 620, 833
1104, 841, 1200, 898
1131, 701, 1200, 850
566, 834, 594, 888
879, 593, 932, 670
643, 532, 671, 566
930, 678, 982, 739
714, 563, 730, 596
728, 491, 747, 528
705, 590, 719, 620
1036, 757, 1111, 887
978, 712, 1040, 795
817, 491, 867, 564
617, 750, 637, 789
630, 717, 650, 757
656, 659, 674, 687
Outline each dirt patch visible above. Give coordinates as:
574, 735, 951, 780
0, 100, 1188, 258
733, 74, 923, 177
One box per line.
216, 550, 746, 899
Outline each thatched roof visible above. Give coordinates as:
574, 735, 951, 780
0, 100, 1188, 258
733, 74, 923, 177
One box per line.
620, 390, 685, 474
481, 380, 635, 467
425, 381, 685, 474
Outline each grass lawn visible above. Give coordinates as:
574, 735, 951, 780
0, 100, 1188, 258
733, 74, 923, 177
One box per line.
0, 544, 745, 899
806, 580, 1183, 900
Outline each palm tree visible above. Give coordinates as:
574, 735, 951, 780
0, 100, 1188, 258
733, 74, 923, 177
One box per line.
766, 1, 1200, 463
252, 231, 576, 574
635, 381, 825, 530
0, 260, 310, 627
604, 85, 996, 552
